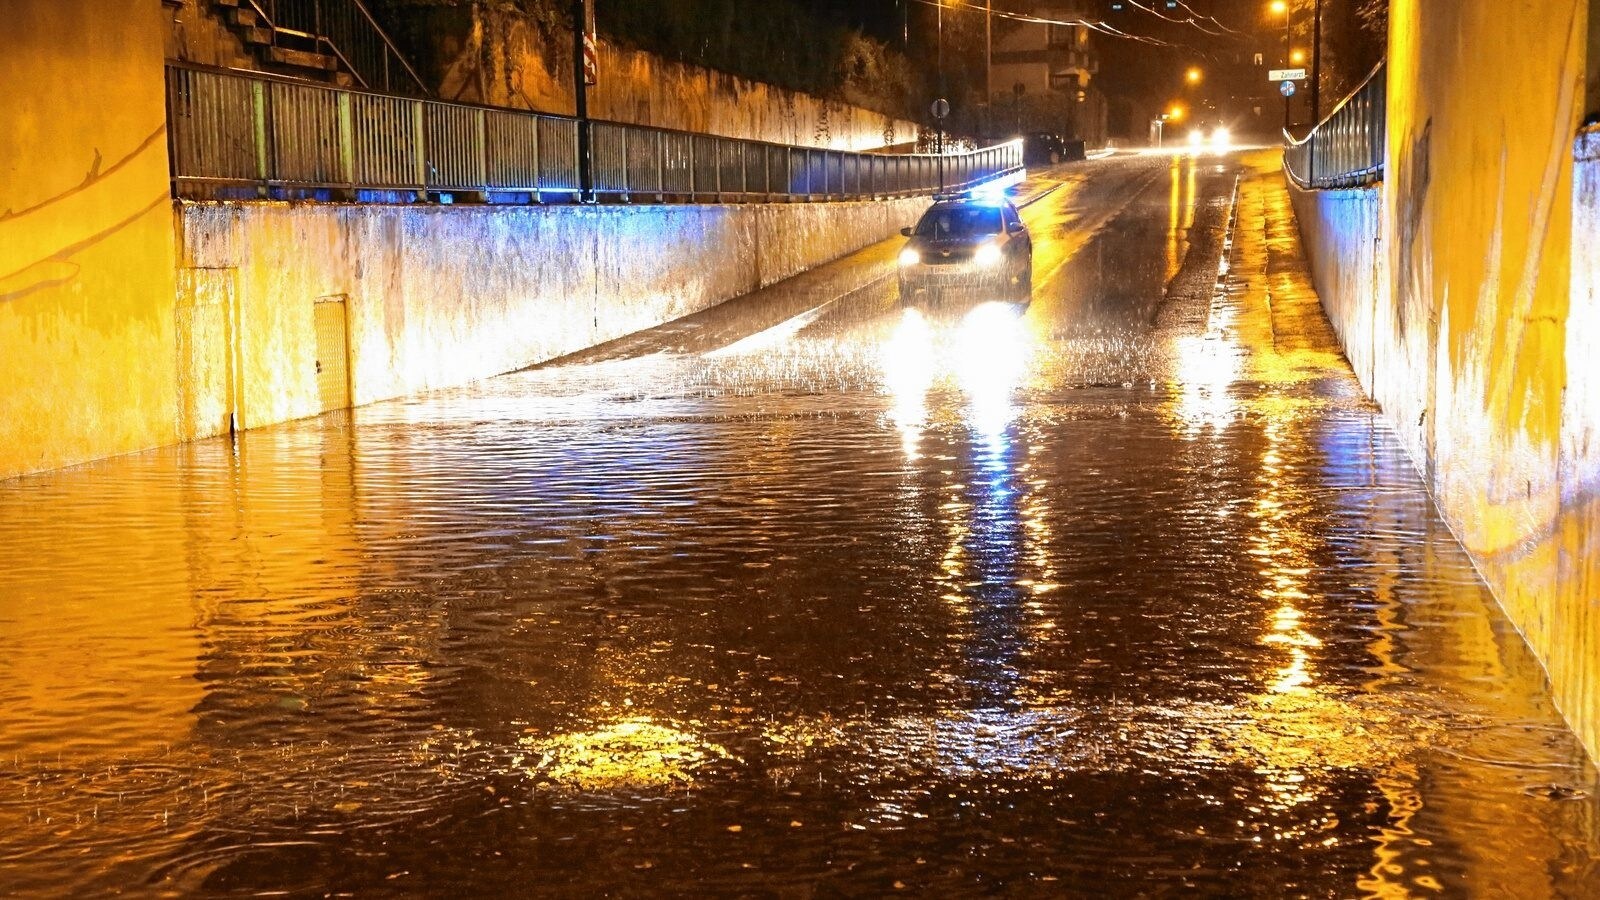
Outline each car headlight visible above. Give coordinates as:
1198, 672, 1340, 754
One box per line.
974, 242, 1004, 268
898, 247, 921, 267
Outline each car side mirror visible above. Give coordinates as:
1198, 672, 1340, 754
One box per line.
900, 226, 915, 237
1007, 222, 1025, 234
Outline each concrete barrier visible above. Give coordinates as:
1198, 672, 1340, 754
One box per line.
1291, 116, 1600, 762
172, 195, 932, 441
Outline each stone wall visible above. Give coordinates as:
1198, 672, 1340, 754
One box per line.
0, 0, 179, 479
1290, 0, 1599, 760
173, 196, 931, 436
402, 4, 918, 150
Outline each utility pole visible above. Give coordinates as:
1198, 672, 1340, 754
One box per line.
1281, 10, 1291, 131
937, 0, 945, 157
985, 0, 993, 131
1310, 0, 1322, 123
572, 0, 593, 202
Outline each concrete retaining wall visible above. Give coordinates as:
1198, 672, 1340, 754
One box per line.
397, 5, 918, 150
0, 0, 179, 479
1290, 0, 1599, 760
174, 196, 931, 439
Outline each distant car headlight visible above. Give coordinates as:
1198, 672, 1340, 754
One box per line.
1188, 130, 1205, 149
1210, 127, 1232, 152
899, 247, 921, 267
974, 242, 1004, 268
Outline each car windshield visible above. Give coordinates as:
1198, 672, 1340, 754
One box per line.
914, 205, 1003, 239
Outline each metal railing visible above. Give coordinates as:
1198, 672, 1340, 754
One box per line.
165, 65, 1024, 204
239, 0, 428, 96
1284, 61, 1386, 189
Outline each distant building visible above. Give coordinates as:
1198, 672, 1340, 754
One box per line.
987, 2, 1109, 147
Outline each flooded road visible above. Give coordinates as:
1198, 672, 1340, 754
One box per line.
1, 150, 1596, 895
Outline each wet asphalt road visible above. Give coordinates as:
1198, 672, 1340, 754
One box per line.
1, 149, 1597, 896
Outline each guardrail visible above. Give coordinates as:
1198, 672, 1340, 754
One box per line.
1284, 61, 1386, 189
166, 65, 1024, 204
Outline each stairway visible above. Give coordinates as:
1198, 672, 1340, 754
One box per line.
209, 0, 427, 96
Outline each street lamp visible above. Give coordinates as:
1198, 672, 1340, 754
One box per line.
1270, 0, 1291, 130
1152, 105, 1183, 148
1185, 67, 1203, 85
1290, 49, 1306, 66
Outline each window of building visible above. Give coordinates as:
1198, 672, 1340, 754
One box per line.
1048, 24, 1073, 47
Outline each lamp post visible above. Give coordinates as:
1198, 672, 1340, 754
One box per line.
1270, 0, 1290, 130
1310, 0, 1322, 124
985, 0, 993, 136
937, 0, 945, 154
572, 0, 593, 202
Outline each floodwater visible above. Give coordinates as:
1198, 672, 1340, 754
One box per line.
1, 151, 1596, 896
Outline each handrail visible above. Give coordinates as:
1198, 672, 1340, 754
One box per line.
340, 0, 430, 95
1284, 60, 1386, 190
240, 0, 428, 96
165, 63, 1025, 205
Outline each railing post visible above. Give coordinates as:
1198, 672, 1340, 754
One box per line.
474, 106, 488, 196
252, 78, 270, 198
658, 133, 667, 200
336, 89, 355, 198
619, 127, 629, 201
413, 99, 426, 200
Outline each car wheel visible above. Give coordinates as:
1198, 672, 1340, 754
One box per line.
1013, 265, 1033, 304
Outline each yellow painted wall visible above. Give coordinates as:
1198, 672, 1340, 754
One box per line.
1385, 0, 1595, 758
1298, 0, 1598, 759
0, 0, 179, 480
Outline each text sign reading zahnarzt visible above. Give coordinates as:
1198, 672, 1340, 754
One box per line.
1269, 68, 1307, 82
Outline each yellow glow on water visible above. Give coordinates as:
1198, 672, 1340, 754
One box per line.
882, 308, 936, 458
522, 718, 728, 791
1167, 155, 1183, 280
956, 302, 1030, 443
1171, 331, 1243, 433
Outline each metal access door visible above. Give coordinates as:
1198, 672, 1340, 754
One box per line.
313, 296, 351, 413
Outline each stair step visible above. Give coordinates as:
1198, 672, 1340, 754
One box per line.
226, 7, 258, 27
213, 0, 241, 7
238, 25, 271, 45
268, 46, 339, 72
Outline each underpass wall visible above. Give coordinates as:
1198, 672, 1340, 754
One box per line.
1292, 0, 1599, 759
174, 195, 930, 435
0, 0, 179, 480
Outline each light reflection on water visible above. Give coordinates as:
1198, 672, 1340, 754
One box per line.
2, 173, 1598, 895
0, 317, 1594, 894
